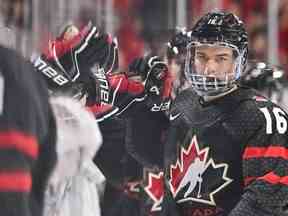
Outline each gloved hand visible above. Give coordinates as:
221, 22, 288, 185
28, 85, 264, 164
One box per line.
48, 22, 118, 75
67, 22, 118, 75
128, 55, 170, 97
33, 22, 118, 106
128, 55, 172, 112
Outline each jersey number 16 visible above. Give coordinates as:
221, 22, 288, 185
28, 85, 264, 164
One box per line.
260, 107, 287, 134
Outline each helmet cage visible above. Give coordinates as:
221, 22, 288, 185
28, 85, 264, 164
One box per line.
185, 41, 245, 96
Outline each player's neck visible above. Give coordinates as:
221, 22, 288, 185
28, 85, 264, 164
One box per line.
202, 85, 238, 102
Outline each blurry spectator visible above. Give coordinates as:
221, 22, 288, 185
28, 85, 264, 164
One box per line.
245, 8, 266, 33
241, 0, 267, 22
222, 1, 270, 63
222, 0, 242, 17
116, 14, 145, 69
249, 26, 267, 62
112, 0, 145, 69
1, 0, 31, 29
223, 0, 266, 31
113, 0, 144, 13
191, 0, 223, 18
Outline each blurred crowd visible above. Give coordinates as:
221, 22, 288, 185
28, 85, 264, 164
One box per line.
0, 0, 287, 70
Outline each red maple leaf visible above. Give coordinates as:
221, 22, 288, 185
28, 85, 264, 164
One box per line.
169, 136, 209, 197
144, 171, 164, 212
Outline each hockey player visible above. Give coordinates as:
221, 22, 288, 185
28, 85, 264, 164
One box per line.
240, 62, 288, 110
163, 11, 288, 216
34, 22, 173, 216
100, 55, 171, 216
0, 46, 56, 216
166, 28, 191, 98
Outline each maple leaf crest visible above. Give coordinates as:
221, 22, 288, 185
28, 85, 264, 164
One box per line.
169, 135, 233, 205
144, 171, 164, 212
169, 136, 209, 197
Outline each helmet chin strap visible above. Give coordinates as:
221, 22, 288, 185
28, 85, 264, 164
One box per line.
201, 84, 238, 102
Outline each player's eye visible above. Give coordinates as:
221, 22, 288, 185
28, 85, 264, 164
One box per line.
215, 56, 228, 63
196, 54, 207, 62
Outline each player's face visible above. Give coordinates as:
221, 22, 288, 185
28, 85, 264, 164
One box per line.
194, 45, 235, 81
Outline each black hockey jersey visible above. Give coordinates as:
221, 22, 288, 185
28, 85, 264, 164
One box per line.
0, 46, 56, 216
162, 86, 288, 216
95, 95, 169, 216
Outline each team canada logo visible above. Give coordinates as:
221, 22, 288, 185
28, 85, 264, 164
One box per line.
169, 136, 233, 205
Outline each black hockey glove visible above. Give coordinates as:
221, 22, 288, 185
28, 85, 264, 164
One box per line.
34, 22, 118, 106
70, 23, 119, 75
128, 55, 172, 112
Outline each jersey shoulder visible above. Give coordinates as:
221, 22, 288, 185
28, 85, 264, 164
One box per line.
169, 88, 197, 123
0, 46, 52, 139
224, 88, 288, 142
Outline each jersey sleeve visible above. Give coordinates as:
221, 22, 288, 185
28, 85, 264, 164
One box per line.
229, 101, 288, 215
0, 46, 56, 216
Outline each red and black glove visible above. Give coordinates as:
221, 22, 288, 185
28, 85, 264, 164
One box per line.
104, 55, 172, 115
33, 22, 118, 105
128, 55, 173, 112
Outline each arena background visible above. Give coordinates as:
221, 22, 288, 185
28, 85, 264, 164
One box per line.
0, 0, 286, 71
0, 1, 287, 215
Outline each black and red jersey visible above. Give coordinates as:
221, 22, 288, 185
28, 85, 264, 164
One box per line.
0, 46, 56, 216
162, 86, 288, 216
92, 72, 170, 216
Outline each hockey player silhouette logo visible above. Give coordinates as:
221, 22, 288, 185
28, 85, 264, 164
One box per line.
169, 136, 233, 205
179, 156, 205, 199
